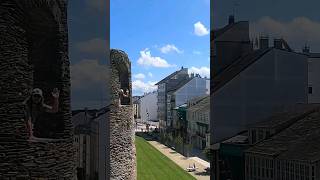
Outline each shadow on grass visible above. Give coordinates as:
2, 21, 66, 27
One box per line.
135, 132, 157, 141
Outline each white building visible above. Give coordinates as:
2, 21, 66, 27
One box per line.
212, 43, 309, 144
72, 107, 109, 180
133, 96, 141, 119
167, 75, 209, 128
139, 91, 158, 122
306, 49, 320, 103
211, 17, 310, 144
156, 67, 190, 133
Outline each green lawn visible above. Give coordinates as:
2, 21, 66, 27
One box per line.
135, 136, 196, 180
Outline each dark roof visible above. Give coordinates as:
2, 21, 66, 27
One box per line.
211, 47, 308, 94
246, 106, 320, 162
72, 109, 98, 116
166, 77, 193, 93
309, 53, 320, 58
72, 106, 110, 127
155, 68, 188, 85
212, 48, 272, 93
222, 131, 248, 145
213, 21, 248, 39
187, 95, 210, 111
248, 104, 320, 131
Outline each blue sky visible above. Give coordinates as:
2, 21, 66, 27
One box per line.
67, 0, 320, 109
69, 0, 108, 110
213, 0, 320, 52
111, 0, 210, 96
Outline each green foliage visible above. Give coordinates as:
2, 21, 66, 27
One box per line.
203, 147, 213, 160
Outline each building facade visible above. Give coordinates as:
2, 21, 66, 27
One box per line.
72, 107, 108, 180
133, 96, 141, 119
245, 105, 320, 180
156, 67, 189, 133
167, 75, 209, 130
305, 49, 320, 103
139, 91, 158, 122
187, 96, 210, 150
212, 23, 309, 144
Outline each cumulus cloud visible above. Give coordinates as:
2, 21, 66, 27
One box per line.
76, 38, 106, 54
250, 17, 320, 51
148, 72, 153, 77
86, 0, 106, 12
132, 80, 157, 93
133, 73, 146, 79
189, 66, 210, 78
71, 59, 109, 90
159, 44, 183, 54
194, 21, 209, 36
137, 49, 175, 68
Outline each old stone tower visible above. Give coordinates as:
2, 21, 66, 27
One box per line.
0, 0, 75, 179
110, 49, 136, 180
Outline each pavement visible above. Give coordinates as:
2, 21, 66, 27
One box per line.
135, 121, 158, 132
148, 140, 210, 180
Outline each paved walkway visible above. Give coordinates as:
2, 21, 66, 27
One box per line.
148, 141, 210, 180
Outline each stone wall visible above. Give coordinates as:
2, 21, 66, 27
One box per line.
0, 0, 75, 179
110, 49, 136, 180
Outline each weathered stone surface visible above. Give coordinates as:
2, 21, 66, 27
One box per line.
0, 0, 75, 179
110, 49, 136, 180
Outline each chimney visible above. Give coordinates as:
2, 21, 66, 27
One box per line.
274, 39, 283, 49
228, 15, 235, 24
302, 45, 310, 53
259, 36, 269, 49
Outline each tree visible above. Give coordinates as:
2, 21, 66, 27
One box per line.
185, 143, 193, 157
203, 147, 213, 161
167, 133, 173, 146
174, 136, 183, 154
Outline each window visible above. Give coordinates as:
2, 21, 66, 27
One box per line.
258, 130, 263, 141
118, 67, 130, 105
22, 7, 67, 140
309, 86, 313, 94
252, 130, 257, 144
266, 130, 271, 138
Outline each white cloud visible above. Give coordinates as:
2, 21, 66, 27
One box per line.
137, 49, 175, 68
148, 72, 153, 77
133, 73, 146, 79
194, 21, 209, 36
86, 0, 106, 12
132, 80, 157, 93
71, 59, 108, 90
159, 44, 183, 54
76, 38, 106, 54
250, 17, 320, 51
189, 66, 210, 78
193, 50, 202, 55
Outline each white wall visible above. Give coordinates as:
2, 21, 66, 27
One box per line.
308, 57, 320, 103
212, 49, 308, 143
206, 79, 210, 95
139, 92, 158, 122
175, 77, 208, 107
